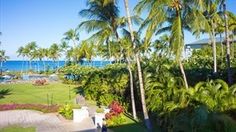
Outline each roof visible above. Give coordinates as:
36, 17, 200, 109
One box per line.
186, 37, 236, 46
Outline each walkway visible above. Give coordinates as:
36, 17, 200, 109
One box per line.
0, 110, 96, 132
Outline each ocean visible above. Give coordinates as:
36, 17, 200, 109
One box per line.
1, 60, 111, 72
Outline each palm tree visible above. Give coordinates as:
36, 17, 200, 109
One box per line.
120, 37, 137, 120
123, 0, 152, 130
63, 29, 79, 48
60, 41, 70, 66
17, 46, 26, 73
80, 0, 140, 119
78, 0, 122, 62
135, 0, 189, 88
222, 1, 233, 84
0, 50, 9, 75
48, 43, 61, 71
25, 42, 37, 70
63, 29, 79, 63
190, 0, 223, 74
37, 48, 46, 72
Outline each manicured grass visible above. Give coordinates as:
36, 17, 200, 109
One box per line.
0, 82, 77, 105
110, 114, 148, 132
0, 126, 35, 132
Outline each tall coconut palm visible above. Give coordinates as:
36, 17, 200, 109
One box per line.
80, 0, 140, 119
135, 0, 189, 88
48, 43, 61, 71
25, 42, 37, 70
78, 0, 122, 62
190, 0, 223, 74
123, 0, 152, 130
60, 41, 70, 66
222, 1, 232, 84
120, 37, 137, 120
17, 46, 26, 73
63, 29, 79, 63
63, 29, 79, 48
37, 48, 47, 72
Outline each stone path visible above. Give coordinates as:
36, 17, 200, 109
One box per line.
0, 110, 96, 132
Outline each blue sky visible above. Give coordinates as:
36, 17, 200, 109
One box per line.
0, 0, 236, 60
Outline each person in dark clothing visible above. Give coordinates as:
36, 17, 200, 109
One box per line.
101, 118, 107, 132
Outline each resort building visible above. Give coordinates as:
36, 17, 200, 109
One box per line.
184, 37, 236, 58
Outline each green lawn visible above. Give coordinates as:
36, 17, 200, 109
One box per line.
0, 126, 35, 132
110, 114, 148, 132
0, 82, 77, 104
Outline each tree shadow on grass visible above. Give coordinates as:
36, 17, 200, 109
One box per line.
0, 89, 11, 99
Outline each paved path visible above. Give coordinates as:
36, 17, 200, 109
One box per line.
0, 110, 96, 132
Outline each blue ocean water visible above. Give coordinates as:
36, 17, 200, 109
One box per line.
1, 60, 111, 72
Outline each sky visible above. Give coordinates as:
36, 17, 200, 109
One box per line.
0, 0, 236, 60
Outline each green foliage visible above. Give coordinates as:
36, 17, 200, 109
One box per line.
106, 114, 126, 127
185, 45, 236, 84
58, 104, 73, 119
96, 108, 104, 113
60, 64, 129, 106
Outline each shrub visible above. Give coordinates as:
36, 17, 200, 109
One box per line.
109, 101, 124, 115
106, 114, 126, 127
73, 104, 81, 109
58, 104, 73, 119
105, 101, 126, 127
33, 79, 47, 86
96, 108, 104, 113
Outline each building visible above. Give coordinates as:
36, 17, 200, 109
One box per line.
184, 37, 236, 58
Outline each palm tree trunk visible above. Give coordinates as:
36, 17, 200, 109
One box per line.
220, 33, 224, 61
223, 3, 232, 84
21, 58, 24, 73
43, 60, 46, 72
57, 60, 60, 72
127, 57, 137, 119
231, 32, 235, 59
37, 60, 40, 73
0, 61, 2, 75
123, 0, 152, 130
29, 60, 32, 70
212, 22, 217, 74
179, 60, 188, 89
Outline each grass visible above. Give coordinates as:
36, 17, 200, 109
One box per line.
0, 82, 77, 105
0, 126, 35, 132
110, 113, 148, 132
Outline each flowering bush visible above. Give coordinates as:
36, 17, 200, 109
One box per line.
33, 79, 47, 86
0, 104, 59, 113
105, 101, 126, 127
105, 101, 124, 119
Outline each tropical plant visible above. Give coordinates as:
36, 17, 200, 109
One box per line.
58, 104, 73, 119
17, 46, 26, 73
48, 43, 61, 71
123, 0, 152, 129
190, 0, 223, 74
24, 42, 37, 70
135, 0, 189, 89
